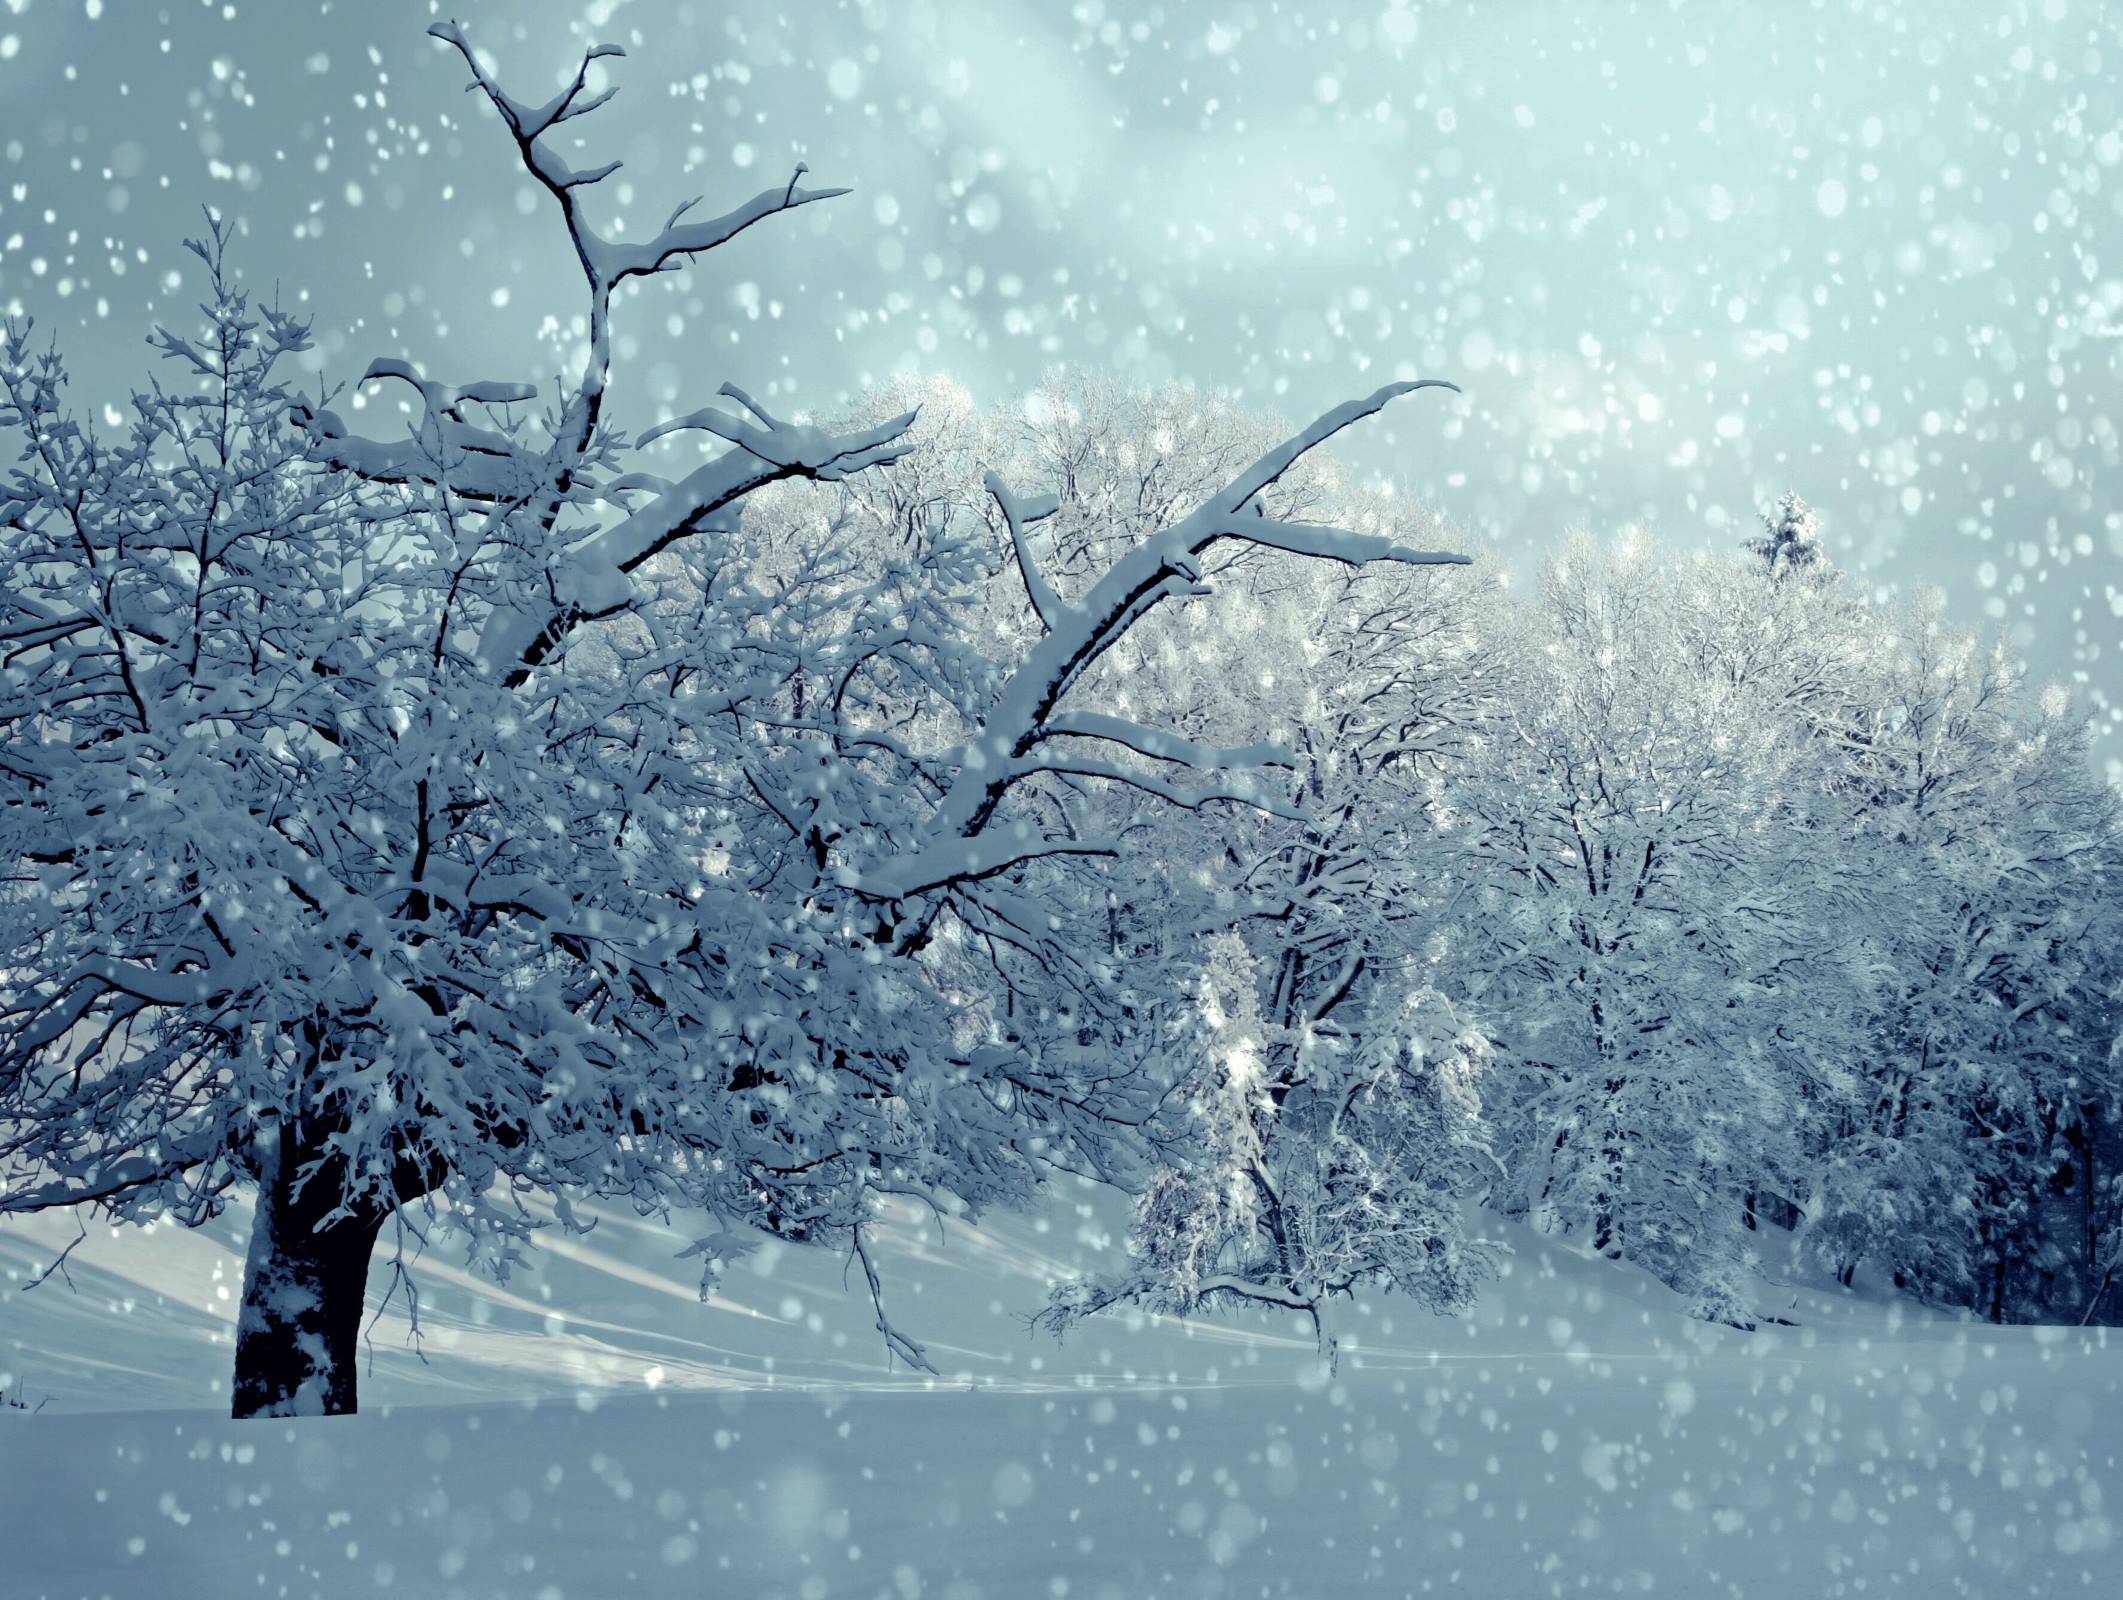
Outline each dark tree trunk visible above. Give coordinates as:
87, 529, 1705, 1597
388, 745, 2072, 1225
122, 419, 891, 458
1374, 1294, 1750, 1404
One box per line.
2074, 1102, 2097, 1272
231, 1145, 384, 1419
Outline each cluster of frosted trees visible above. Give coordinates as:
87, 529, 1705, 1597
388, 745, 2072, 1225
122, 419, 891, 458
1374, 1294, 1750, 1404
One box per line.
2, 26, 2117, 1419
1467, 514, 2119, 1327
837, 380, 2122, 1336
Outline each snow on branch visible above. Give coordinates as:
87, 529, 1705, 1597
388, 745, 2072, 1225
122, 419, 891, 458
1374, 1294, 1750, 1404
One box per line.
589, 176, 852, 287
853, 1226, 937, 1374
0, 1154, 205, 1217
637, 385, 918, 483
1218, 378, 1461, 511
294, 360, 543, 502
847, 828, 1118, 904
1034, 711, 1295, 772
1006, 757, 1306, 821
1035, 1266, 1329, 1338
429, 21, 849, 433
909, 378, 1467, 850
474, 400, 920, 683
984, 470, 1069, 633
426, 22, 625, 155
1225, 512, 1469, 569
305, 28, 924, 689
356, 358, 539, 422
835, 375, 1467, 973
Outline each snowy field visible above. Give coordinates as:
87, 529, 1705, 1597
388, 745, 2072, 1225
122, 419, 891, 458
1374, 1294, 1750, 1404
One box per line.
3, 1195, 2117, 1599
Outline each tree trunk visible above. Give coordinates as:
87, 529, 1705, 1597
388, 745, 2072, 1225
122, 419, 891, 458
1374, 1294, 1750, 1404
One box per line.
231, 1151, 383, 1419
2075, 1101, 2097, 1272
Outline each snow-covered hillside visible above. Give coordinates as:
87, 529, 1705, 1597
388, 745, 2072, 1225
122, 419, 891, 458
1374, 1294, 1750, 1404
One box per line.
4, 1195, 2116, 1598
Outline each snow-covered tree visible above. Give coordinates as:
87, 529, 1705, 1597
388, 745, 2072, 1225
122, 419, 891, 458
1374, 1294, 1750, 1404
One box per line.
1438, 535, 1876, 1323
1747, 489, 1826, 579
0, 27, 1469, 1416
1806, 597, 2123, 1318
1042, 933, 1495, 1360
1011, 382, 1507, 1350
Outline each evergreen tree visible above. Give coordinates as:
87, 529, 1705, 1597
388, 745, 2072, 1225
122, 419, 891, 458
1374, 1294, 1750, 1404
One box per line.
1748, 489, 1826, 578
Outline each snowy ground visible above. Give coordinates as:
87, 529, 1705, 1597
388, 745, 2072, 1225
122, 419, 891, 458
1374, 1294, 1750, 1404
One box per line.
3, 1192, 2118, 1599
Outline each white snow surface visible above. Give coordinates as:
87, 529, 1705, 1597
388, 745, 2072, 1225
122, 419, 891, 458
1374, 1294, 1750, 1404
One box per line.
2, 1194, 2118, 1598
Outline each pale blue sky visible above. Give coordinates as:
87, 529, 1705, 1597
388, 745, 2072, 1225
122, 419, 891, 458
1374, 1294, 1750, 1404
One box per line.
2, 0, 2117, 767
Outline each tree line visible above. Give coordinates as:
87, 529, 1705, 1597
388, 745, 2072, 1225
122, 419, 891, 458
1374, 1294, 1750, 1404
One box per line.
802, 378, 2122, 1343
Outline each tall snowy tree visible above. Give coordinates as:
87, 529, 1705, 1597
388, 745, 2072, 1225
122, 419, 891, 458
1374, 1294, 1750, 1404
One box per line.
1440, 535, 1874, 1323
0, 27, 1468, 1415
1001, 382, 1508, 1352
1807, 598, 2123, 1319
